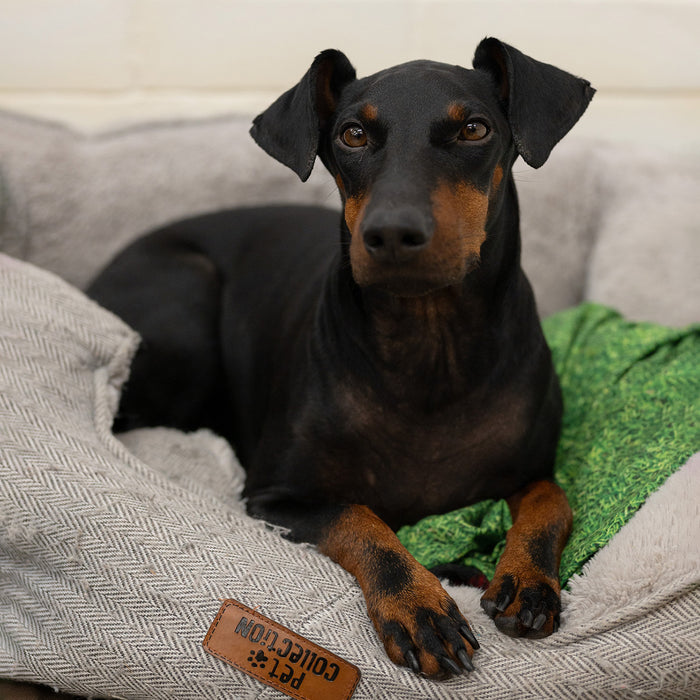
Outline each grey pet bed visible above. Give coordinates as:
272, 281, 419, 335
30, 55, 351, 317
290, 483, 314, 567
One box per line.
1, 110, 699, 698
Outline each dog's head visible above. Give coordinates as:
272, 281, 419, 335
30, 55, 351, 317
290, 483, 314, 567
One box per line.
251, 38, 594, 297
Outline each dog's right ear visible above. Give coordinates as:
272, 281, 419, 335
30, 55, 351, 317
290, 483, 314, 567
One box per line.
250, 50, 356, 182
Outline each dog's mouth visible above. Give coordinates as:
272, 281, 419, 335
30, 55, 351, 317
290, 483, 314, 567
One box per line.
351, 254, 479, 298
363, 275, 457, 298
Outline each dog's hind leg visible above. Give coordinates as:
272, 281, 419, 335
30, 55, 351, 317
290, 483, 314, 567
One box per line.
88, 235, 230, 435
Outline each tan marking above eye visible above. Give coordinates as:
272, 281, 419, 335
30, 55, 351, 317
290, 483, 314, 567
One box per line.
459, 121, 489, 141
360, 103, 379, 121
447, 103, 466, 122
341, 124, 368, 148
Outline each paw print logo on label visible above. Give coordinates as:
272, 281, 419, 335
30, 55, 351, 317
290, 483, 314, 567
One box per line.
247, 649, 269, 668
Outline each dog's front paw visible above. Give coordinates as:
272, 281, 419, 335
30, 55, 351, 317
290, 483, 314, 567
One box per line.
368, 566, 479, 678
480, 571, 561, 638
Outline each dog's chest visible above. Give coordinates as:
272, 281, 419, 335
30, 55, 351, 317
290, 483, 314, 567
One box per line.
310, 379, 531, 527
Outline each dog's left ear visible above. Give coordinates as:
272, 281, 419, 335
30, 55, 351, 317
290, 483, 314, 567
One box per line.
250, 50, 356, 181
473, 38, 595, 168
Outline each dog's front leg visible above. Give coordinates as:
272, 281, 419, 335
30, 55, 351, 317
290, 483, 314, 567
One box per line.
248, 498, 479, 678
480, 480, 572, 637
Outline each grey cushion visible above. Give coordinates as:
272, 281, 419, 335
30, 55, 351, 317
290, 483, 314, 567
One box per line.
0, 110, 335, 291
517, 139, 700, 324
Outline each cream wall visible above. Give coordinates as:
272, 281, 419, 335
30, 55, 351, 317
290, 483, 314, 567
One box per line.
1, 0, 699, 149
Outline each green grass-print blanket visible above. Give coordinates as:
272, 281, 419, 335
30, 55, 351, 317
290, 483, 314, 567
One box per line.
397, 303, 700, 586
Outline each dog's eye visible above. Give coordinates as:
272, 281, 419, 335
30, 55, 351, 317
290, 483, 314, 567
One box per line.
459, 121, 489, 141
341, 125, 368, 148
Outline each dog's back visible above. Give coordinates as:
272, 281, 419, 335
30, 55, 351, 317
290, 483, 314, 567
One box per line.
89, 205, 339, 449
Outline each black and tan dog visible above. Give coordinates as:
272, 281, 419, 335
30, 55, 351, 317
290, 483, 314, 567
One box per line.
88, 38, 594, 678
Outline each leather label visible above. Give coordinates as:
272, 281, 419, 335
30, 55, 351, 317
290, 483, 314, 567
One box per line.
203, 599, 361, 700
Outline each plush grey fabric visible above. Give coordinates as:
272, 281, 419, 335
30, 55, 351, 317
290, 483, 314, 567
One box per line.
0, 110, 335, 291
1, 254, 698, 699
516, 139, 700, 324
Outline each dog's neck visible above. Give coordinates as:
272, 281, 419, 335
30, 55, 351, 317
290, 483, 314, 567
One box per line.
361, 286, 485, 404
330, 183, 527, 403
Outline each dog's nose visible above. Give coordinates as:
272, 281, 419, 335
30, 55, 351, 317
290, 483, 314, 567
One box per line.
362, 226, 430, 262
361, 203, 433, 264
